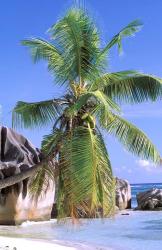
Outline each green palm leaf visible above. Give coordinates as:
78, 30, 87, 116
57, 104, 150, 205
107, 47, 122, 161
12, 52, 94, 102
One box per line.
22, 39, 67, 84
66, 90, 120, 117
100, 113, 161, 163
12, 99, 61, 128
41, 129, 63, 156
29, 162, 55, 201
22, 38, 62, 64
49, 8, 101, 82
57, 126, 114, 219
95, 71, 162, 104
100, 19, 143, 58
92, 90, 121, 113
96, 129, 115, 215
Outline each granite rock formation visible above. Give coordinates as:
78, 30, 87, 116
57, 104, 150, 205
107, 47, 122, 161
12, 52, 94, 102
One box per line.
0, 126, 55, 225
136, 188, 162, 210
115, 177, 131, 210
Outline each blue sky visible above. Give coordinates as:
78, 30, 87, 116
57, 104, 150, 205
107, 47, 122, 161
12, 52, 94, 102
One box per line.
1, 0, 162, 183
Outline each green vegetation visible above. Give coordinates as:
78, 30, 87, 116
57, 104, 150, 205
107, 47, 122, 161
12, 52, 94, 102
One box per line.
13, 7, 162, 219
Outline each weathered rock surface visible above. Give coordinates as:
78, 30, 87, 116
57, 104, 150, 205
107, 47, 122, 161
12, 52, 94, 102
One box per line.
115, 177, 131, 210
136, 188, 162, 210
0, 126, 55, 225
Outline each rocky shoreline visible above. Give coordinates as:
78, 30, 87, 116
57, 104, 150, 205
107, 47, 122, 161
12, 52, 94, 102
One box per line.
136, 188, 162, 210
116, 178, 162, 212
115, 177, 131, 210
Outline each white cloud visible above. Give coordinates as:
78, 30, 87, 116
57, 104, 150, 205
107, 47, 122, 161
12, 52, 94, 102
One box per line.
137, 159, 151, 167
114, 165, 133, 174
136, 159, 157, 172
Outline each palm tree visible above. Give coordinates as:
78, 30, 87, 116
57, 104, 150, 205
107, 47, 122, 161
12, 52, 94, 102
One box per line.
12, 7, 162, 219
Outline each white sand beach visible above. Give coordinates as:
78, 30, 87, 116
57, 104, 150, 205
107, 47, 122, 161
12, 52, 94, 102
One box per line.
0, 237, 112, 250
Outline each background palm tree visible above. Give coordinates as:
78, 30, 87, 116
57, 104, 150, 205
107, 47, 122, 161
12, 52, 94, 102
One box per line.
12, 7, 162, 219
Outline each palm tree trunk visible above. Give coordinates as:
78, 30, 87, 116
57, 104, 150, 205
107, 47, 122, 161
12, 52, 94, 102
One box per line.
0, 147, 60, 190
0, 160, 44, 189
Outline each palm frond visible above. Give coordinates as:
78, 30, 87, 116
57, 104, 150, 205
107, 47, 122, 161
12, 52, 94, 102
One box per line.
57, 126, 115, 219
22, 39, 68, 84
96, 129, 115, 215
66, 90, 120, 117
49, 8, 101, 82
22, 39, 62, 63
92, 70, 138, 88
29, 162, 55, 202
100, 113, 161, 163
92, 90, 121, 113
99, 19, 143, 58
41, 129, 63, 156
101, 72, 162, 104
12, 99, 62, 129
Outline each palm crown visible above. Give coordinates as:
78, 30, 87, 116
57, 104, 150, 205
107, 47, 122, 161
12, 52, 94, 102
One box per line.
13, 7, 162, 219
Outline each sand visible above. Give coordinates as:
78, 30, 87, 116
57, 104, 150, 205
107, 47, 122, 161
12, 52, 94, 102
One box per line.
0, 237, 112, 250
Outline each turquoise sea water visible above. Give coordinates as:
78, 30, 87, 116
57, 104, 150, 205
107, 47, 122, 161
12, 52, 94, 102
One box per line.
0, 183, 162, 250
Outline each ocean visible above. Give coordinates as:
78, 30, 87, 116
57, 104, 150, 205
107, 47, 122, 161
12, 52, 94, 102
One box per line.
0, 183, 162, 250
